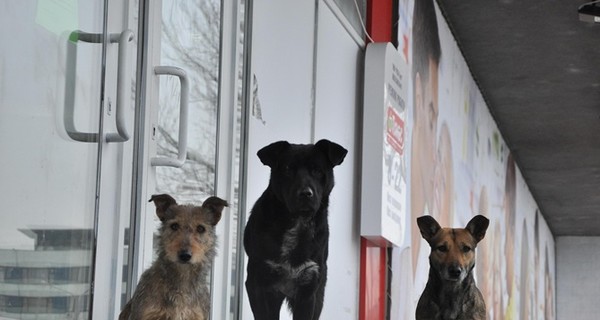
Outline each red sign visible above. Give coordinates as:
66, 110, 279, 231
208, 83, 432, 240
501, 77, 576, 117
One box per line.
386, 106, 404, 155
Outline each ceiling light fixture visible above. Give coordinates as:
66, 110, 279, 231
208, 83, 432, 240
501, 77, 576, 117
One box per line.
579, 0, 600, 22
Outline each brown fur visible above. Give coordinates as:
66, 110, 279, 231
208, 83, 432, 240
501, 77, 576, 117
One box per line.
416, 215, 489, 320
119, 194, 228, 320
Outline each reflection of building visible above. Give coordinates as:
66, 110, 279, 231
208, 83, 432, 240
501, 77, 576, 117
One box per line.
0, 229, 93, 319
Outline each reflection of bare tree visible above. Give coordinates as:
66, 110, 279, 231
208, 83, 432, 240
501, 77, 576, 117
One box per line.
155, 0, 221, 200
156, 126, 216, 170
153, 2, 246, 317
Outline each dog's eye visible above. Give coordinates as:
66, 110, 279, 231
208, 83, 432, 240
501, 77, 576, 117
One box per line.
197, 225, 206, 233
282, 165, 292, 175
436, 245, 448, 253
170, 223, 179, 231
462, 246, 472, 253
310, 168, 323, 177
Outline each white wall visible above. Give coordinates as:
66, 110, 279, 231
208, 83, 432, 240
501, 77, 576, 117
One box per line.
314, 4, 362, 319
242, 0, 362, 319
556, 236, 600, 320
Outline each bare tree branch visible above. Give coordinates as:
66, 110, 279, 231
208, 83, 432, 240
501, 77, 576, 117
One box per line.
154, 0, 221, 199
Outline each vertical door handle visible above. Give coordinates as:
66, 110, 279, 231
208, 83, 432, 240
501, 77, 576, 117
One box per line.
64, 30, 134, 143
106, 30, 135, 142
151, 66, 189, 168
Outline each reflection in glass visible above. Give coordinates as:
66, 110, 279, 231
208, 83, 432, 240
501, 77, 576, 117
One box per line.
143, 0, 247, 318
0, 1, 105, 318
155, 0, 221, 202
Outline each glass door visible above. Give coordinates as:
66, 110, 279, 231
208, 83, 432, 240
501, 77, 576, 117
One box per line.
125, 0, 247, 319
0, 1, 104, 319
153, 0, 220, 212
0, 1, 138, 319
0, 0, 251, 318
92, 0, 139, 318
128, 0, 223, 308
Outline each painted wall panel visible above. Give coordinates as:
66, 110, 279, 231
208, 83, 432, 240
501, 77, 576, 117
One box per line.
388, 1, 556, 319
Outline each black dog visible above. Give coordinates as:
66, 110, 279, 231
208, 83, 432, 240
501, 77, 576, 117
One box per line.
244, 139, 347, 320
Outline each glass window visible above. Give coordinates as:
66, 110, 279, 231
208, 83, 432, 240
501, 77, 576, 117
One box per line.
155, 0, 221, 201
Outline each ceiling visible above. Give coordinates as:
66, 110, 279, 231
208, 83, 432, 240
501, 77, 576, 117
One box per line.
436, 0, 600, 236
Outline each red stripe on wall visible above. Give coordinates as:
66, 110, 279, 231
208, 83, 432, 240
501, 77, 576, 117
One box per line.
359, 238, 387, 320
366, 0, 393, 42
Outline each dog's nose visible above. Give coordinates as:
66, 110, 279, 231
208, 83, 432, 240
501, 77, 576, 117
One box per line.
448, 266, 462, 279
178, 250, 192, 262
298, 187, 314, 198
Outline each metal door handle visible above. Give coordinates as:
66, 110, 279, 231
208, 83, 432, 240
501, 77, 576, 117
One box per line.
106, 30, 134, 142
64, 30, 134, 143
151, 66, 189, 168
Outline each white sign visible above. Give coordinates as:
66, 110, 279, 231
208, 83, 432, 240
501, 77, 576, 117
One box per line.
361, 42, 408, 247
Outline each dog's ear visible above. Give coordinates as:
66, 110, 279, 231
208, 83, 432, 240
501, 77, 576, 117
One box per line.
149, 194, 177, 221
201, 196, 229, 225
257, 141, 291, 167
315, 139, 348, 167
465, 215, 489, 243
417, 215, 441, 243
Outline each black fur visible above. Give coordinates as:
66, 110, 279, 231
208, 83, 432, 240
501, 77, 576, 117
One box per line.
244, 139, 347, 320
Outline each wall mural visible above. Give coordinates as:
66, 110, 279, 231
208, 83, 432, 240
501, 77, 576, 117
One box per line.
390, 1, 556, 319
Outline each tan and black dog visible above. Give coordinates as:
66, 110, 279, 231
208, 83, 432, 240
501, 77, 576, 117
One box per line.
416, 215, 489, 320
119, 194, 228, 320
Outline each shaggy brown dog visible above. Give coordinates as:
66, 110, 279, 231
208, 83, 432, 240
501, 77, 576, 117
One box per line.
119, 194, 227, 320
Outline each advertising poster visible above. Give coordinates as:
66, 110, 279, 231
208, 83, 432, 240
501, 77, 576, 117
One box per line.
379, 1, 557, 319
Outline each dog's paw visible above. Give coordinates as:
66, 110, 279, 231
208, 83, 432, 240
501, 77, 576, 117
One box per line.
265, 260, 287, 276
294, 260, 320, 285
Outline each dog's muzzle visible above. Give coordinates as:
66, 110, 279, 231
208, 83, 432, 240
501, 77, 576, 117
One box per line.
178, 250, 193, 263
447, 265, 462, 281
298, 186, 314, 199
294, 186, 319, 213
443, 265, 467, 282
